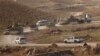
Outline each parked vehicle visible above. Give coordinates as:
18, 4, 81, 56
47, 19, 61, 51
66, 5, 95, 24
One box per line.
67, 14, 92, 24
64, 35, 84, 43
15, 37, 26, 44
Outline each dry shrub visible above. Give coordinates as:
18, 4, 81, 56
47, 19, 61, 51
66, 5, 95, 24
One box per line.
72, 45, 94, 56
48, 43, 59, 49
47, 43, 59, 52
93, 44, 100, 54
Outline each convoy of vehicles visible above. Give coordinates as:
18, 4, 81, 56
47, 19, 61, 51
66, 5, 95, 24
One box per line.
5, 14, 90, 44
67, 14, 92, 24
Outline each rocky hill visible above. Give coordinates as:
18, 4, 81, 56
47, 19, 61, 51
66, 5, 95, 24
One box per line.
0, 1, 55, 26
16, 0, 100, 17
0, 1, 55, 33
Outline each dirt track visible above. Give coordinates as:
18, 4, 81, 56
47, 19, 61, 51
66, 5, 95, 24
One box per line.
0, 42, 98, 48
0, 21, 100, 47
0, 35, 99, 48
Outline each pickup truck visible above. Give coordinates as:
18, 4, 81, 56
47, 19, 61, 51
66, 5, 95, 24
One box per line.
15, 37, 26, 44
64, 35, 84, 43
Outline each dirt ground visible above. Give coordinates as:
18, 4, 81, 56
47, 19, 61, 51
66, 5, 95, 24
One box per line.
0, 44, 99, 56
24, 23, 100, 44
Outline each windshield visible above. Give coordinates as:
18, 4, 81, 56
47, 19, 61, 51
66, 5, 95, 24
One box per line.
20, 38, 26, 40
67, 37, 73, 39
75, 37, 80, 39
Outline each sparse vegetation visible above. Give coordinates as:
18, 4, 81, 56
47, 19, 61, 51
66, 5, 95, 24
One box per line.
0, 45, 99, 56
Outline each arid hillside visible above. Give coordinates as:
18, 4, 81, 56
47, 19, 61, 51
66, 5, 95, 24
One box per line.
0, 1, 56, 34
16, 0, 100, 17
0, 1, 55, 26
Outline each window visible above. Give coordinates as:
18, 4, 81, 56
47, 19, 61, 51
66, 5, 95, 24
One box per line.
20, 38, 26, 40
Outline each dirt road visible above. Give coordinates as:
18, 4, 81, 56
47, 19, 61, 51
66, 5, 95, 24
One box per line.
0, 35, 99, 47
0, 21, 100, 47
2, 42, 98, 48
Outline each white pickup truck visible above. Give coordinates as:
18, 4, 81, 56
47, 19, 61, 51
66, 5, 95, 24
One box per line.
15, 37, 26, 44
64, 35, 84, 43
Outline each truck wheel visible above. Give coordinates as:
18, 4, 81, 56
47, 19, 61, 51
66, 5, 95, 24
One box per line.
64, 41, 67, 43
74, 40, 78, 43
78, 41, 82, 43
